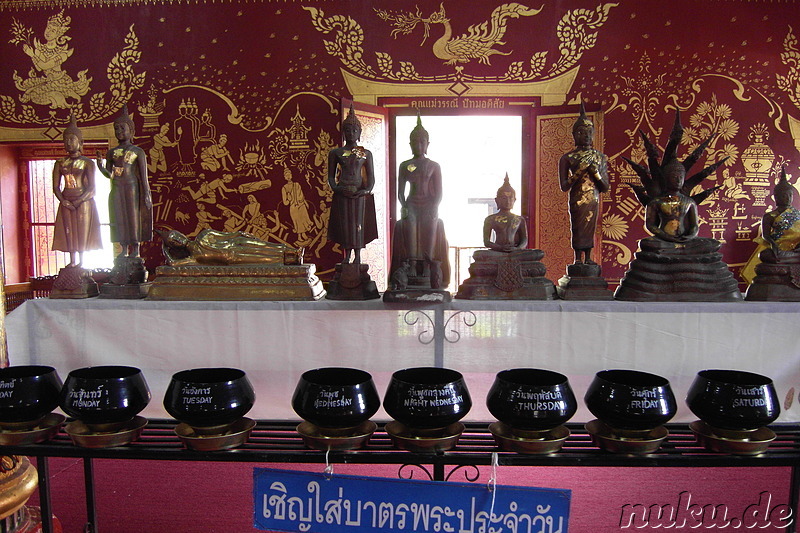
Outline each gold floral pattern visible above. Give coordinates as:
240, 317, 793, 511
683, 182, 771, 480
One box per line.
602, 213, 628, 240
684, 94, 739, 166
777, 27, 799, 109
549, 3, 617, 76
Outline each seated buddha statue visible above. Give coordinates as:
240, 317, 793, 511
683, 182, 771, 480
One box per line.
745, 167, 800, 301
473, 175, 541, 262
616, 110, 741, 301
639, 158, 719, 255
456, 176, 554, 300
759, 168, 800, 264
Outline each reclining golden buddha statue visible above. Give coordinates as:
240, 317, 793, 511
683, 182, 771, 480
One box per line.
159, 228, 303, 266
149, 228, 323, 300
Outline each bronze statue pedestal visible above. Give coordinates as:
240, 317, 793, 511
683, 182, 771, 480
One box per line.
615, 238, 742, 302
326, 263, 380, 300
99, 256, 150, 299
148, 263, 326, 301
50, 266, 98, 299
99, 282, 151, 299
384, 257, 451, 303
745, 261, 800, 301
455, 249, 556, 300
556, 263, 613, 300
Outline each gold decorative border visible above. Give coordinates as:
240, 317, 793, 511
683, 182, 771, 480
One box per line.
343, 67, 579, 106
0, 123, 115, 145
2, 0, 796, 12
0, 0, 313, 11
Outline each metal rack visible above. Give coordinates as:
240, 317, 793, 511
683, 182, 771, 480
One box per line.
2, 420, 799, 533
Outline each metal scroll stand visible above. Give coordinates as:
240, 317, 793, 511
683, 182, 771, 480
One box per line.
402, 307, 477, 368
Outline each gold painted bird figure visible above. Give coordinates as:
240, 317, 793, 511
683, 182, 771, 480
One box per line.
379, 3, 543, 66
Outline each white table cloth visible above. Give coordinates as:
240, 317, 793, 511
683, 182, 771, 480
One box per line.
6, 298, 799, 423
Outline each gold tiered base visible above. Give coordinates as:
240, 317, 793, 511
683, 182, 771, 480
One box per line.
148, 263, 326, 301
0, 456, 38, 522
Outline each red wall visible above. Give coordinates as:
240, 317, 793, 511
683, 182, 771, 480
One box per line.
0, 0, 798, 286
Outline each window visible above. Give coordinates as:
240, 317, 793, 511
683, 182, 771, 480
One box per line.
393, 114, 523, 290
24, 152, 113, 277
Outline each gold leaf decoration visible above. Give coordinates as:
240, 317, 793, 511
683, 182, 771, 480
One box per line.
777, 26, 800, 109
602, 213, 629, 240
550, 3, 618, 76
502, 50, 547, 81
311, 3, 613, 84
376, 51, 394, 76
303, 6, 376, 78
1, 20, 144, 125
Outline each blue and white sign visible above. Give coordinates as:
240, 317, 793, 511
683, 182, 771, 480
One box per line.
254, 468, 570, 533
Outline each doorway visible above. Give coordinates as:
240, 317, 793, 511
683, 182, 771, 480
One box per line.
393, 114, 523, 289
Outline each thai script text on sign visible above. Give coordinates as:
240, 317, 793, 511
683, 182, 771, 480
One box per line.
253, 468, 570, 532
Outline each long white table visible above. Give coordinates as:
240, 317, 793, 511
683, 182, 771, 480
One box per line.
6, 298, 800, 423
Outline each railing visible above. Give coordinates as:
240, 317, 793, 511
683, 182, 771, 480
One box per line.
4, 276, 56, 314
448, 246, 481, 292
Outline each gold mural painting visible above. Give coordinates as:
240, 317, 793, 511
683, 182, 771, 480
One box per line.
146, 93, 340, 261
592, 36, 800, 275
2, 2, 800, 286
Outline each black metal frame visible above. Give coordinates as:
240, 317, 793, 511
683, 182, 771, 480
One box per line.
2, 420, 799, 533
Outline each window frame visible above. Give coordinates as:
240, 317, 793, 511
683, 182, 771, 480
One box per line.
15, 142, 109, 279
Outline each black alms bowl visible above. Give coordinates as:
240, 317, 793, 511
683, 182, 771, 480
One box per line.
487, 368, 577, 431
383, 367, 472, 429
0, 365, 63, 430
59, 366, 151, 430
686, 369, 780, 431
292, 367, 380, 429
164, 368, 255, 430
584, 369, 677, 431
